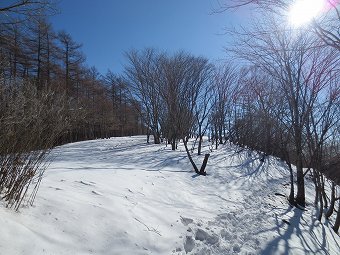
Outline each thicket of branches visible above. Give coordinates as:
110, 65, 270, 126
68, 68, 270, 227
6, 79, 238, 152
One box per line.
0, 82, 68, 210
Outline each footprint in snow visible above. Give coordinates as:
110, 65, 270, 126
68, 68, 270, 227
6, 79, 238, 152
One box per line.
184, 236, 195, 253
91, 190, 102, 196
48, 186, 63, 191
79, 181, 95, 186
180, 216, 194, 226
233, 244, 241, 253
195, 228, 219, 245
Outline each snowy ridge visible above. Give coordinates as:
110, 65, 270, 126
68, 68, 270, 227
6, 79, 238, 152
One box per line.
0, 136, 338, 254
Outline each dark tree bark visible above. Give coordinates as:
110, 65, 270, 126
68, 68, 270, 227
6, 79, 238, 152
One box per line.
199, 154, 210, 175
183, 139, 199, 174
325, 182, 336, 219
287, 161, 295, 205
153, 132, 160, 144
197, 135, 203, 155
321, 176, 328, 209
332, 201, 340, 233
183, 138, 210, 176
316, 172, 323, 221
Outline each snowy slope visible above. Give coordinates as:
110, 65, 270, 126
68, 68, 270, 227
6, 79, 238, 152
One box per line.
0, 136, 338, 255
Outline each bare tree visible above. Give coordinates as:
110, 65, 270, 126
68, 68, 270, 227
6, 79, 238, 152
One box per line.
230, 15, 339, 206
195, 74, 214, 155
210, 63, 238, 148
125, 49, 163, 144
159, 52, 212, 151
125, 49, 213, 175
57, 30, 85, 96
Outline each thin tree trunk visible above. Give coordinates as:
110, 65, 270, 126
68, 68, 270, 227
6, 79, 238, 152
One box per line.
183, 138, 209, 176
183, 139, 199, 174
219, 124, 223, 144
317, 173, 323, 221
287, 162, 295, 205
326, 182, 335, 219
296, 160, 305, 207
321, 176, 328, 208
198, 135, 203, 155
153, 133, 160, 144
332, 201, 340, 233
214, 124, 218, 150
197, 124, 202, 155
171, 137, 176, 150
199, 154, 210, 175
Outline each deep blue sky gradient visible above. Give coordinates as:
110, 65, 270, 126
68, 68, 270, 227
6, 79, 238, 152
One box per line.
50, 0, 250, 75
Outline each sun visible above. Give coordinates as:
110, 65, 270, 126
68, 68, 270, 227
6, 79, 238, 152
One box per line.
288, 0, 326, 27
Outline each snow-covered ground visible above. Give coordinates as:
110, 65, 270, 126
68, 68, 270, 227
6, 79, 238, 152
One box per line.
0, 136, 339, 254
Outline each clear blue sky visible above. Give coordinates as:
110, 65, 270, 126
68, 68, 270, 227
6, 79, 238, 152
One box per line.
50, 0, 249, 75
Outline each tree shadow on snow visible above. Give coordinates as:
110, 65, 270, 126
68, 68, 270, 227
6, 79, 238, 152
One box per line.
259, 207, 336, 255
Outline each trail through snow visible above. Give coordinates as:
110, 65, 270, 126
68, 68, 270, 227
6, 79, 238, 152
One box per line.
0, 136, 338, 254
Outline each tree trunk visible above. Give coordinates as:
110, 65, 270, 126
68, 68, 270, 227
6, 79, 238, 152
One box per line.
198, 135, 203, 155
321, 176, 328, 208
46, 31, 51, 85
295, 158, 305, 207
313, 171, 319, 206
287, 162, 295, 205
171, 137, 176, 150
36, 28, 42, 92
183, 138, 209, 176
218, 121, 223, 144
316, 173, 323, 221
199, 154, 210, 175
214, 124, 218, 150
153, 133, 160, 144
65, 43, 69, 94
183, 139, 199, 174
332, 201, 340, 233
326, 182, 335, 219
146, 123, 150, 143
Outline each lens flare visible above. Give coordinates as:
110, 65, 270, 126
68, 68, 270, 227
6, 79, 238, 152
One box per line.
288, 0, 326, 27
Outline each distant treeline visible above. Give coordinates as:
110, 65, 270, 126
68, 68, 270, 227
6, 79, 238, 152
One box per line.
0, 1, 144, 209
0, 7, 144, 146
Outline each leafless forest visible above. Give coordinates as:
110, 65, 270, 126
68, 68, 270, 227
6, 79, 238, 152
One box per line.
0, 0, 339, 233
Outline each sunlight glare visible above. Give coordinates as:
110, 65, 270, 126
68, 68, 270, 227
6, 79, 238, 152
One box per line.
289, 0, 325, 27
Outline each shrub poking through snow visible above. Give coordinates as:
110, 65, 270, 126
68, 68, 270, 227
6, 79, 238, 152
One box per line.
0, 82, 68, 210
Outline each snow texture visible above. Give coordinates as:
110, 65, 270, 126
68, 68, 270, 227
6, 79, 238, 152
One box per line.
0, 136, 338, 254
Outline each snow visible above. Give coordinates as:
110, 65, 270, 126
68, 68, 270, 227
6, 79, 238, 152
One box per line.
0, 136, 339, 254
